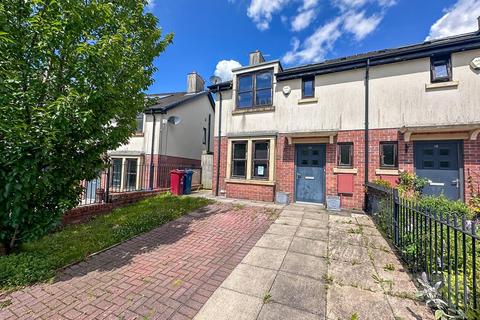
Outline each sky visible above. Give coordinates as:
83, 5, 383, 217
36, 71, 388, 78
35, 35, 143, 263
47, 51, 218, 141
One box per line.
146, 0, 480, 94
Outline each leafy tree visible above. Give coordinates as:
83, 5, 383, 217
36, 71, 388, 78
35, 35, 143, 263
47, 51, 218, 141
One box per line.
0, 0, 173, 253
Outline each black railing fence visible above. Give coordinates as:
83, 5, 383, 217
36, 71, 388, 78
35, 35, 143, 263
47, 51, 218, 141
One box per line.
78, 162, 201, 206
366, 183, 479, 316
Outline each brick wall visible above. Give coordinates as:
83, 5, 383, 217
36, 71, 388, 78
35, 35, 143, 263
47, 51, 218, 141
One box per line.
212, 131, 480, 210
212, 138, 228, 195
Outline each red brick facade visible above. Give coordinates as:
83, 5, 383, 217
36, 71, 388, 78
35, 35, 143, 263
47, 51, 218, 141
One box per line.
213, 131, 480, 210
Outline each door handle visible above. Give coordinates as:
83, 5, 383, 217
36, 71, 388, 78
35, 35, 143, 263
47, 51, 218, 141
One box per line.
428, 180, 445, 187
451, 179, 459, 187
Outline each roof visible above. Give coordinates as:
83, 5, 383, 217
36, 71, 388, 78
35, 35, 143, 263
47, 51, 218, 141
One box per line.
277, 31, 480, 80
146, 91, 214, 113
208, 30, 480, 90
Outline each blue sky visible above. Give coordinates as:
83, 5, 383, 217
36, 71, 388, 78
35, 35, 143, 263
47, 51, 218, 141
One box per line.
147, 0, 480, 93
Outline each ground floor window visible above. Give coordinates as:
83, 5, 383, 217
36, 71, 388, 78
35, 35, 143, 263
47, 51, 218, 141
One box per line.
228, 137, 275, 182
337, 143, 353, 168
380, 142, 398, 168
110, 157, 142, 191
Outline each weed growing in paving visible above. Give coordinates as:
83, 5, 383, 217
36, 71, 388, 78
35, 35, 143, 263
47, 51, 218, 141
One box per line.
0, 194, 212, 291
263, 292, 272, 304
383, 263, 396, 272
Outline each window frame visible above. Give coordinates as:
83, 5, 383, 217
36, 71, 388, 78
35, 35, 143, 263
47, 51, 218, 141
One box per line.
430, 54, 452, 83
379, 142, 398, 169
135, 113, 144, 133
202, 127, 207, 145
231, 141, 248, 178
236, 69, 273, 109
124, 158, 138, 191
301, 76, 315, 99
252, 140, 270, 180
337, 143, 353, 168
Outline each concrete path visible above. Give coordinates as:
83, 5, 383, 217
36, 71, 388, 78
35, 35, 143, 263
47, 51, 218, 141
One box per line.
0, 203, 277, 320
194, 203, 433, 320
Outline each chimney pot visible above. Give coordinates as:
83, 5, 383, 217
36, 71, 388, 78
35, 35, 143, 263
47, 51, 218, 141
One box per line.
249, 50, 265, 66
187, 72, 205, 93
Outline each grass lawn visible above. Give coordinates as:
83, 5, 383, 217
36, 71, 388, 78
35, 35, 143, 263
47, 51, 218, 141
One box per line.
0, 193, 212, 292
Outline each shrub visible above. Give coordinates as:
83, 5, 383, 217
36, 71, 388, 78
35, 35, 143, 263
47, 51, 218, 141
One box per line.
418, 195, 475, 220
397, 171, 428, 197
372, 179, 393, 189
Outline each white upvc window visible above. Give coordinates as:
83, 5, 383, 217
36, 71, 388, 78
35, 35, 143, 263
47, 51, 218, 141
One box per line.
110, 156, 143, 191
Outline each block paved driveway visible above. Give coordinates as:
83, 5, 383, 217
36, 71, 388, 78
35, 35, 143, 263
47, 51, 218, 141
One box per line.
0, 202, 279, 320
195, 203, 434, 320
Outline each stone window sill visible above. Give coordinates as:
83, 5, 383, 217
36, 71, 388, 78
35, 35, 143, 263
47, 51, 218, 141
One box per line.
298, 97, 318, 105
425, 81, 459, 90
225, 179, 275, 186
375, 168, 400, 176
133, 133, 144, 137
333, 167, 358, 174
232, 106, 275, 115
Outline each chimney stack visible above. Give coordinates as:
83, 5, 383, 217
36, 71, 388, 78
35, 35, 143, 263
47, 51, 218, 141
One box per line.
477, 16, 480, 31
187, 72, 205, 93
249, 50, 265, 66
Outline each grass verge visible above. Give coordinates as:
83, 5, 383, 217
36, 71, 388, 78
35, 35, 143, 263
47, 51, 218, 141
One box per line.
0, 194, 212, 292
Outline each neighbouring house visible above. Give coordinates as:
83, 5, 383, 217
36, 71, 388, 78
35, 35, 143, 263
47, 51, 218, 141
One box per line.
108, 72, 215, 192
209, 19, 480, 211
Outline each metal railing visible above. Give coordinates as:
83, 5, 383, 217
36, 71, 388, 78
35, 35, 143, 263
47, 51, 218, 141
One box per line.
78, 162, 202, 206
366, 183, 479, 315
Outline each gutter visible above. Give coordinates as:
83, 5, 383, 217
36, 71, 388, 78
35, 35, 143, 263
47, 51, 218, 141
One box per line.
149, 111, 156, 190
364, 59, 370, 209
215, 90, 223, 196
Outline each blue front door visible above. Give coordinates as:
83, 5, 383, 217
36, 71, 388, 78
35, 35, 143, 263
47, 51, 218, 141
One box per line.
295, 144, 326, 203
414, 141, 461, 200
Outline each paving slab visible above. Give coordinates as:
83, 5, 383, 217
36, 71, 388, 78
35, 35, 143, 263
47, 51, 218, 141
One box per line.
242, 246, 287, 270
330, 243, 371, 263
279, 210, 305, 218
265, 223, 297, 237
255, 233, 293, 250
289, 237, 328, 258
326, 284, 394, 320
274, 216, 302, 226
194, 287, 263, 320
221, 263, 277, 298
295, 226, 329, 241
280, 252, 328, 280
301, 218, 328, 229
257, 302, 322, 320
269, 272, 327, 316
329, 259, 382, 292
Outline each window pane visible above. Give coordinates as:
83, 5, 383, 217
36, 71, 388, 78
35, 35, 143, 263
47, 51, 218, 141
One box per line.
253, 161, 268, 178
423, 149, 434, 156
303, 79, 314, 97
232, 160, 246, 177
256, 72, 272, 89
237, 92, 253, 108
434, 64, 448, 78
254, 142, 268, 160
423, 160, 434, 168
439, 149, 450, 156
136, 114, 144, 133
112, 159, 122, 188
255, 89, 272, 106
338, 144, 352, 166
381, 144, 395, 167
239, 75, 253, 92
125, 159, 137, 190
233, 143, 247, 159
440, 161, 450, 169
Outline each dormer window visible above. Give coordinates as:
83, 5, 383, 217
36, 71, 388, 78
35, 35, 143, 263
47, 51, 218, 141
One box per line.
237, 70, 273, 109
430, 54, 452, 83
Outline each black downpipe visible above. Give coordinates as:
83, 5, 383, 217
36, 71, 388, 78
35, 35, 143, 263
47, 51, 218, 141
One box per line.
149, 111, 156, 190
364, 59, 370, 209
215, 89, 223, 196
207, 114, 211, 153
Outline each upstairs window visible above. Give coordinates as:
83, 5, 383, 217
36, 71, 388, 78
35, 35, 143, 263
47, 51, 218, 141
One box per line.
252, 141, 269, 179
237, 70, 273, 108
136, 113, 144, 133
337, 143, 353, 168
430, 55, 452, 83
302, 76, 315, 98
232, 141, 247, 178
380, 142, 398, 168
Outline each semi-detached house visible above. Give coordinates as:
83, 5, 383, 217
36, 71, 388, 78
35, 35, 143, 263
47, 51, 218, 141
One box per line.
209, 21, 480, 210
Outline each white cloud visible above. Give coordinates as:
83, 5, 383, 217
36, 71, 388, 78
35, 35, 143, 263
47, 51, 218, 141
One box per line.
302, 0, 320, 10
343, 10, 383, 40
426, 0, 480, 40
283, 18, 343, 64
291, 9, 317, 31
146, 0, 156, 11
214, 60, 242, 82
333, 0, 395, 11
247, 0, 291, 30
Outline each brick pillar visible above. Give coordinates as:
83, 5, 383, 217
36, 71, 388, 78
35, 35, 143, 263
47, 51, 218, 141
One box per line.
212, 137, 227, 195
464, 136, 480, 204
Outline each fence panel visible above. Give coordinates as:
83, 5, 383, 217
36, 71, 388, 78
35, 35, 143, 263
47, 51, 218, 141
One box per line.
366, 183, 479, 316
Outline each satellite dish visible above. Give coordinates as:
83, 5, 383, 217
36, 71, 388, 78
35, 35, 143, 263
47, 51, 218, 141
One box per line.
210, 75, 222, 85
167, 115, 181, 125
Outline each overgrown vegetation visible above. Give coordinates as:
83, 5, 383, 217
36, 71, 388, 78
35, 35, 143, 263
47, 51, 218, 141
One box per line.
0, 0, 173, 253
0, 194, 211, 291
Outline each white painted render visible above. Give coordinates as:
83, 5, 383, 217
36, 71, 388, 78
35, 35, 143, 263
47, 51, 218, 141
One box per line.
214, 49, 480, 136
112, 94, 214, 160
